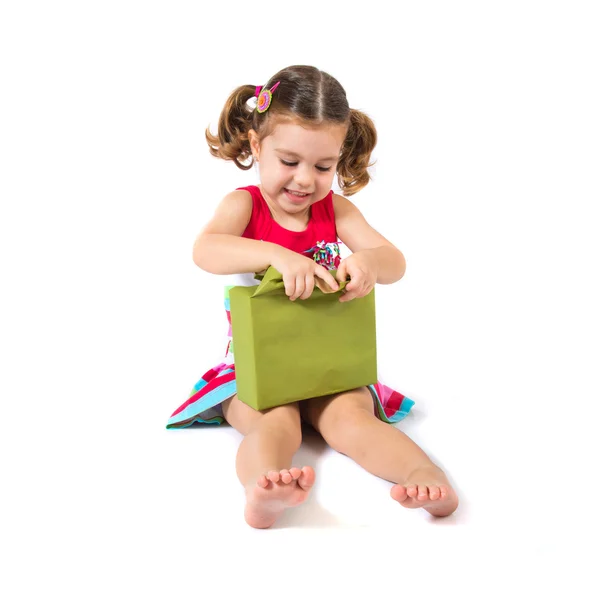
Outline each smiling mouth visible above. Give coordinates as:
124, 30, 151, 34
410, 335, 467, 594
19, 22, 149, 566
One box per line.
284, 188, 310, 197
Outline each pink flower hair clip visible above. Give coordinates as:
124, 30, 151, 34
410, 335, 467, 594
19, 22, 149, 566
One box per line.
255, 81, 280, 114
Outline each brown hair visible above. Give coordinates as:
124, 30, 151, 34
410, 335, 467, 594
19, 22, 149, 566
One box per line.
205, 65, 377, 196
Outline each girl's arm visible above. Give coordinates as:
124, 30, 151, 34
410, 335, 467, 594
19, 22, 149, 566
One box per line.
193, 191, 340, 297
193, 190, 279, 274
333, 194, 406, 285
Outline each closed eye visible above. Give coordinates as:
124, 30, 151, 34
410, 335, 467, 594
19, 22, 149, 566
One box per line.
280, 159, 332, 172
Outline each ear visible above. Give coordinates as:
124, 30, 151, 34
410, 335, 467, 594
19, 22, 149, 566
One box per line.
248, 129, 260, 160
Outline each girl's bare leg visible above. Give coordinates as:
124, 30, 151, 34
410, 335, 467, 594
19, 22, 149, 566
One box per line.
302, 387, 458, 517
222, 396, 315, 528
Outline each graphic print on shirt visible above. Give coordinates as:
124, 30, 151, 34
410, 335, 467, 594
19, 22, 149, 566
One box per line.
304, 240, 342, 269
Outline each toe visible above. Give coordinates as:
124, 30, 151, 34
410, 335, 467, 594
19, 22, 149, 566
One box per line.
267, 470, 280, 483
298, 466, 315, 490
406, 484, 418, 499
417, 485, 428, 501
289, 467, 301, 480
390, 484, 408, 503
429, 486, 441, 501
280, 470, 292, 484
257, 475, 269, 488
439, 485, 449, 499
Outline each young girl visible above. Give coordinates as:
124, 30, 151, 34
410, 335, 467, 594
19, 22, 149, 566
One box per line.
168, 65, 459, 528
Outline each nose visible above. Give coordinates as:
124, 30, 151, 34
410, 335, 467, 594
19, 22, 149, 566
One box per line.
293, 164, 313, 190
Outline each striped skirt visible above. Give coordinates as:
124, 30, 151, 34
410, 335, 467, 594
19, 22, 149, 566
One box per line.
167, 362, 414, 429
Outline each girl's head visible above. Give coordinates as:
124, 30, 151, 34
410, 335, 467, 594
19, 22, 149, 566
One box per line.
206, 66, 377, 204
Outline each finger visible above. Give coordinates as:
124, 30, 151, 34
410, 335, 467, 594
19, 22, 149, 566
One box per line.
315, 265, 339, 292
355, 282, 370, 298
336, 261, 348, 283
290, 274, 305, 301
300, 273, 314, 300
284, 275, 295, 299
344, 276, 361, 292
344, 267, 368, 292
344, 276, 366, 294
340, 281, 371, 302
314, 278, 331, 293
315, 277, 338, 294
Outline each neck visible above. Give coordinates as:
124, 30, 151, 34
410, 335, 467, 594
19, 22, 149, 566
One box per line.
260, 186, 311, 228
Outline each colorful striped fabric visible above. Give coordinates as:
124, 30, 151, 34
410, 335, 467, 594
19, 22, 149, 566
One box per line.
166, 362, 414, 429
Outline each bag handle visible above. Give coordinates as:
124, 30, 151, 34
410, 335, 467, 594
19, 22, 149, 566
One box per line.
252, 266, 349, 298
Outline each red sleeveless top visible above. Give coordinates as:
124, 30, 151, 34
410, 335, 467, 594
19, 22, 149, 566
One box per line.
237, 185, 341, 268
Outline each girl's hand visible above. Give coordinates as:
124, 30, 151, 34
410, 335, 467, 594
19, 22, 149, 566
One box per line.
336, 250, 378, 303
271, 247, 340, 301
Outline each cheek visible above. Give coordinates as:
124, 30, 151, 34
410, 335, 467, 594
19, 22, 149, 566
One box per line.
279, 167, 293, 182
261, 161, 282, 181
320, 170, 336, 187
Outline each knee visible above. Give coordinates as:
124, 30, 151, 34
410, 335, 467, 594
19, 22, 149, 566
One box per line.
321, 406, 373, 456
257, 404, 302, 448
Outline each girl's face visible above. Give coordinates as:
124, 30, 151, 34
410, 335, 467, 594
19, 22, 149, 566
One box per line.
249, 120, 348, 215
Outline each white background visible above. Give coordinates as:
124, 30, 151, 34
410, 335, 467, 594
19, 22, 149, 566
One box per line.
1, 1, 599, 598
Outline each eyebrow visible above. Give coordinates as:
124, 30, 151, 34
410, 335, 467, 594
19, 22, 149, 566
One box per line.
274, 148, 339, 162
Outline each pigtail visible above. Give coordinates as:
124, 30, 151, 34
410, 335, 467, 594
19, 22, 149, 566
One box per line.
205, 85, 257, 170
336, 109, 378, 196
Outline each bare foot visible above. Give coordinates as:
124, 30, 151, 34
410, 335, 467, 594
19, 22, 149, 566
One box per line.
244, 466, 315, 529
390, 465, 459, 517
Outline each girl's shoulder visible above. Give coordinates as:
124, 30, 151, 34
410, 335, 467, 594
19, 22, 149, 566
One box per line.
332, 193, 361, 219
232, 185, 265, 214
201, 188, 254, 238
216, 187, 254, 218
228, 186, 254, 205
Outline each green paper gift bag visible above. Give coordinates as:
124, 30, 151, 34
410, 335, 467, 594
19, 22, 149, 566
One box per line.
229, 267, 377, 411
